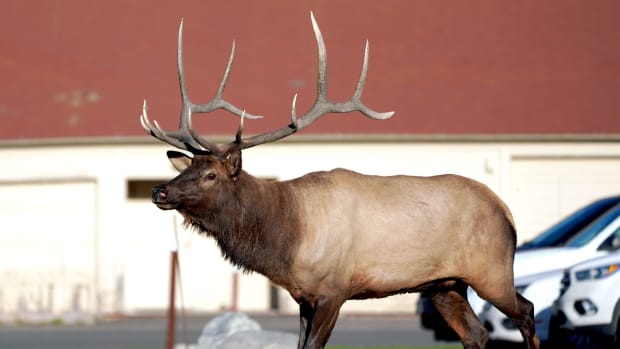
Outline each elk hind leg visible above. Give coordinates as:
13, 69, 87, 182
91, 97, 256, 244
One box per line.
429, 281, 488, 349
487, 290, 540, 349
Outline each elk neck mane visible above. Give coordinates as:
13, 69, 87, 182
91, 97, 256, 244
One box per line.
180, 170, 303, 285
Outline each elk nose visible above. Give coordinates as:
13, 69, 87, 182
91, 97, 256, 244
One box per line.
152, 185, 168, 203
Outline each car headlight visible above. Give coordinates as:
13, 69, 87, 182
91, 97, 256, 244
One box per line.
575, 263, 619, 281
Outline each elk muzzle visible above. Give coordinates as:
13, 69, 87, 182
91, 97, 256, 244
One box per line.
152, 185, 178, 210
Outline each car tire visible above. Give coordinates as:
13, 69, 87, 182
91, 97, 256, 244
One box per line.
487, 340, 522, 349
614, 299, 620, 349
615, 315, 619, 349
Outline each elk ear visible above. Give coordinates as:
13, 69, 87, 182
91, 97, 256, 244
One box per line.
224, 150, 242, 177
167, 150, 192, 172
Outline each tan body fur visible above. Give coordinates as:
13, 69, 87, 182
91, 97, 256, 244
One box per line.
286, 170, 513, 301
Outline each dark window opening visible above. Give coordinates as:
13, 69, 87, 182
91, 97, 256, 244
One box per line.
127, 179, 166, 200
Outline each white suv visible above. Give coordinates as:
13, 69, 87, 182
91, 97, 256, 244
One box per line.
477, 204, 620, 345
550, 250, 620, 348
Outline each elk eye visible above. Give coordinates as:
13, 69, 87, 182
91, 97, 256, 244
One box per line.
206, 173, 217, 181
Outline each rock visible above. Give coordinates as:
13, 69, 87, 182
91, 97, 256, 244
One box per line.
197, 311, 262, 347
190, 312, 297, 349
214, 329, 297, 349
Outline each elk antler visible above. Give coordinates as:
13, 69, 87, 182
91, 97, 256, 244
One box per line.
140, 19, 262, 155
226, 12, 394, 154
141, 13, 395, 156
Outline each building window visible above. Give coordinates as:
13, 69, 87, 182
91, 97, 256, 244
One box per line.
127, 180, 165, 200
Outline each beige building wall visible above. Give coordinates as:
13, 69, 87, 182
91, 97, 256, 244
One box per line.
1, 140, 619, 319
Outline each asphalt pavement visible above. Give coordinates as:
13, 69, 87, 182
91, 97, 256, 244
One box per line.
0, 313, 454, 349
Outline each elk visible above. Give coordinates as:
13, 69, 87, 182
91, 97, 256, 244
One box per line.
141, 13, 539, 349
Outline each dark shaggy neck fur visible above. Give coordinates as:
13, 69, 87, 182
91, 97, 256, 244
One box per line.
180, 171, 302, 286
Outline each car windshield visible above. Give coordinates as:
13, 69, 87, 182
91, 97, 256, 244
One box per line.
566, 204, 620, 248
523, 197, 620, 248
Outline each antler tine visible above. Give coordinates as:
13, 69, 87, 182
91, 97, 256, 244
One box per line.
190, 40, 262, 120
311, 12, 328, 103
140, 99, 191, 150
177, 19, 190, 105
175, 19, 210, 151
235, 111, 246, 143
229, 12, 394, 152
291, 93, 299, 127
349, 40, 395, 120
177, 19, 224, 154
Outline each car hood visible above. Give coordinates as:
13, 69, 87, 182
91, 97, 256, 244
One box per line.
513, 269, 565, 287
568, 250, 620, 271
513, 247, 607, 279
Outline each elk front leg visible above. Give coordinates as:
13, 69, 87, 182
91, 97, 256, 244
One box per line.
298, 300, 313, 348
297, 296, 345, 349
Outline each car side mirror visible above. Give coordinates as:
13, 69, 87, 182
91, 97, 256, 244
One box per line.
598, 229, 620, 252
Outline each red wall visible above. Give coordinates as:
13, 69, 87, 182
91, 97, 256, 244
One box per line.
1, 1, 619, 140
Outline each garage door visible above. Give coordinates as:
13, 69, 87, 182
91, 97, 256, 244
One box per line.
0, 180, 97, 317
508, 157, 620, 244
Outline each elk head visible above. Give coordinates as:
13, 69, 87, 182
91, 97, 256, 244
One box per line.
142, 13, 394, 213
151, 150, 241, 211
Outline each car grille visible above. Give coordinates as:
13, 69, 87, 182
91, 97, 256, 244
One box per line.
559, 269, 571, 296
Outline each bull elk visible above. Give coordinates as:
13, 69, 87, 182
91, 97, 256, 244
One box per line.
141, 13, 539, 349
